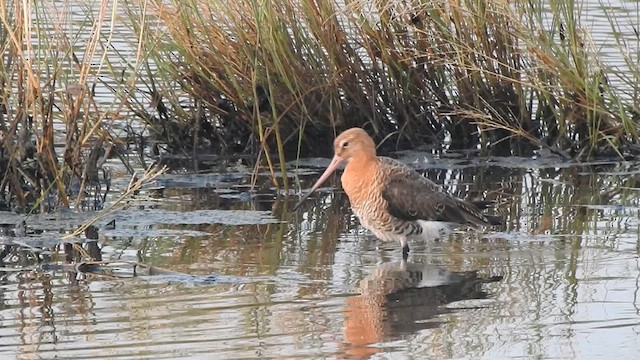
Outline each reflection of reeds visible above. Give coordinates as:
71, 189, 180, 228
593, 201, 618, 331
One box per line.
295, 159, 640, 244
130, 0, 639, 166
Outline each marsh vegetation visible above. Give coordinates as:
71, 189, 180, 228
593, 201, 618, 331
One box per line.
0, 0, 639, 249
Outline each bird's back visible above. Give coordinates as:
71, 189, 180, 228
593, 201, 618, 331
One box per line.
375, 157, 499, 228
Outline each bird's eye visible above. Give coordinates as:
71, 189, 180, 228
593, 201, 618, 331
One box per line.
342, 141, 349, 148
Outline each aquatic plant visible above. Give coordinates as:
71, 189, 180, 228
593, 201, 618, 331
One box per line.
0, 0, 159, 211
132, 0, 640, 168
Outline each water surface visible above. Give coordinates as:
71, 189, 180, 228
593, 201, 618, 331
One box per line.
1, 151, 639, 359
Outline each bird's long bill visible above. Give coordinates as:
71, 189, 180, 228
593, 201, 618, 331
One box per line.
293, 155, 343, 210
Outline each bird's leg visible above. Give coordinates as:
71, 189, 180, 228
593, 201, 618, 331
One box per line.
402, 244, 410, 260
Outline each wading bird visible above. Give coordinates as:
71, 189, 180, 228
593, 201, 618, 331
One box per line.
293, 128, 501, 258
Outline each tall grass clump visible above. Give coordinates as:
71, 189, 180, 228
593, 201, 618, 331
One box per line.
131, 0, 640, 166
0, 0, 154, 212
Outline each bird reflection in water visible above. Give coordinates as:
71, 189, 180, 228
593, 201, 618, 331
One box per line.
342, 260, 503, 359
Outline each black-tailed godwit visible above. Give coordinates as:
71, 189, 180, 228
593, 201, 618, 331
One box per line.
294, 128, 501, 258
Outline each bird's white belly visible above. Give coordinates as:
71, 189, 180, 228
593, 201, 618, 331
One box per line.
356, 210, 458, 243
413, 220, 458, 240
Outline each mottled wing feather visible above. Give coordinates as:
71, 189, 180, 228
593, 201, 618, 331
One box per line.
378, 157, 493, 227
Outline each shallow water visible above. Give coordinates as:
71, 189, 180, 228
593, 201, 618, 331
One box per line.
1, 152, 639, 359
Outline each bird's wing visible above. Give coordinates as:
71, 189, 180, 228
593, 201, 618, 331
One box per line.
378, 157, 494, 227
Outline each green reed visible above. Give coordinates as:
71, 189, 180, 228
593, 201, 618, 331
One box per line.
131, 0, 639, 163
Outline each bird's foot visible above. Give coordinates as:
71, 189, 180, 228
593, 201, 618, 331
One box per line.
402, 244, 410, 260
